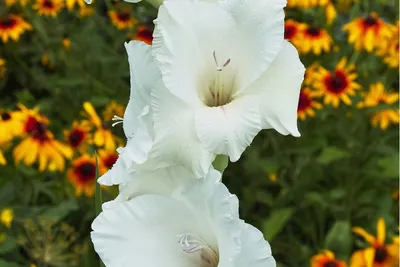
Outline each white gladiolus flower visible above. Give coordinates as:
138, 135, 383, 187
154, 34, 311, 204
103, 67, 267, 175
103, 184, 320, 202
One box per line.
91, 172, 276, 267
152, 0, 305, 165
99, 41, 215, 183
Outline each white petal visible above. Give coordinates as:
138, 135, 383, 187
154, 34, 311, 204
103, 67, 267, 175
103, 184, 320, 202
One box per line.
194, 96, 262, 162
124, 106, 153, 164
175, 177, 241, 266
150, 84, 215, 177
123, 41, 159, 138
97, 148, 131, 186
235, 222, 276, 267
154, 0, 238, 105
247, 41, 305, 137
91, 195, 201, 267
219, 0, 286, 90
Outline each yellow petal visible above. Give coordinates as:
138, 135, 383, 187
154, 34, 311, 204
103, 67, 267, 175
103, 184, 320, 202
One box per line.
376, 218, 386, 245
353, 227, 377, 244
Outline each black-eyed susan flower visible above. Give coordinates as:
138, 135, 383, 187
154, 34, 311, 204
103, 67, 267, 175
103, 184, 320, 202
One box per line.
299, 25, 333, 55
287, 0, 336, 24
0, 15, 32, 43
0, 208, 13, 228
134, 25, 153, 45
377, 22, 399, 68
103, 101, 125, 122
82, 102, 118, 152
0, 58, 6, 79
284, 20, 305, 48
351, 218, 399, 267
311, 250, 347, 267
312, 58, 360, 107
358, 82, 399, 130
13, 105, 72, 172
65, 0, 85, 10
343, 13, 394, 52
108, 9, 137, 30
33, 0, 64, 18
98, 149, 118, 170
297, 88, 322, 120
0, 109, 25, 142
67, 154, 105, 197
64, 121, 91, 151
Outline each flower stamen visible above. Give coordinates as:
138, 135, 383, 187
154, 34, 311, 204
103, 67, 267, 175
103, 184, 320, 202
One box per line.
178, 233, 219, 267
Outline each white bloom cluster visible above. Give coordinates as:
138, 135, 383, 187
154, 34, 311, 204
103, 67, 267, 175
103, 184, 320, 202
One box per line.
90, 0, 305, 266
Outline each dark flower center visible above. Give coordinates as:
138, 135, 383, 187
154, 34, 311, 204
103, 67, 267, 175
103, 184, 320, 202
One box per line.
102, 154, 118, 169
137, 27, 153, 44
43, 0, 54, 8
68, 129, 85, 148
284, 25, 297, 40
32, 122, 49, 141
323, 261, 338, 267
1, 112, 11, 121
324, 70, 348, 94
364, 16, 377, 26
77, 163, 96, 182
306, 26, 321, 37
117, 11, 131, 22
297, 91, 311, 112
374, 247, 388, 263
0, 17, 16, 28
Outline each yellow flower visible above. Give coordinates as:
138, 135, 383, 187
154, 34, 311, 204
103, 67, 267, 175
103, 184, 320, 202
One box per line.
0, 15, 32, 43
298, 24, 333, 55
103, 101, 125, 122
64, 121, 91, 152
65, 0, 86, 10
108, 9, 137, 30
78, 5, 95, 18
311, 250, 347, 267
284, 20, 306, 49
312, 58, 360, 108
377, 22, 399, 68
98, 149, 118, 170
358, 82, 399, 130
0, 109, 25, 143
13, 105, 72, 172
82, 102, 119, 152
343, 12, 394, 52
0, 149, 6, 165
67, 154, 106, 197
5, 0, 29, 6
297, 88, 322, 120
0, 208, 14, 228
133, 25, 154, 45
0, 58, 6, 79
33, 0, 64, 18
304, 62, 322, 86
62, 37, 71, 51
287, 0, 329, 8
351, 218, 399, 267
325, 2, 337, 24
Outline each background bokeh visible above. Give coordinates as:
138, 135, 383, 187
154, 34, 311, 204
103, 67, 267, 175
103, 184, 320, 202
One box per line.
0, 0, 399, 266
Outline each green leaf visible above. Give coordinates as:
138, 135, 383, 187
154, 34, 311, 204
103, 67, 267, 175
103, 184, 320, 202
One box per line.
0, 236, 17, 255
42, 199, 78, 222
212, 155, 229, 174
377, 154, 399, 178
316, 147, 350, 164
0, 259, 20, 267
262, 208, 294, 241
324, 220, 352, 259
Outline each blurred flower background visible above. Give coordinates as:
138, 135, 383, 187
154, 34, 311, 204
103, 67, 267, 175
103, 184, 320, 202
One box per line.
0, 0, 399, 266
